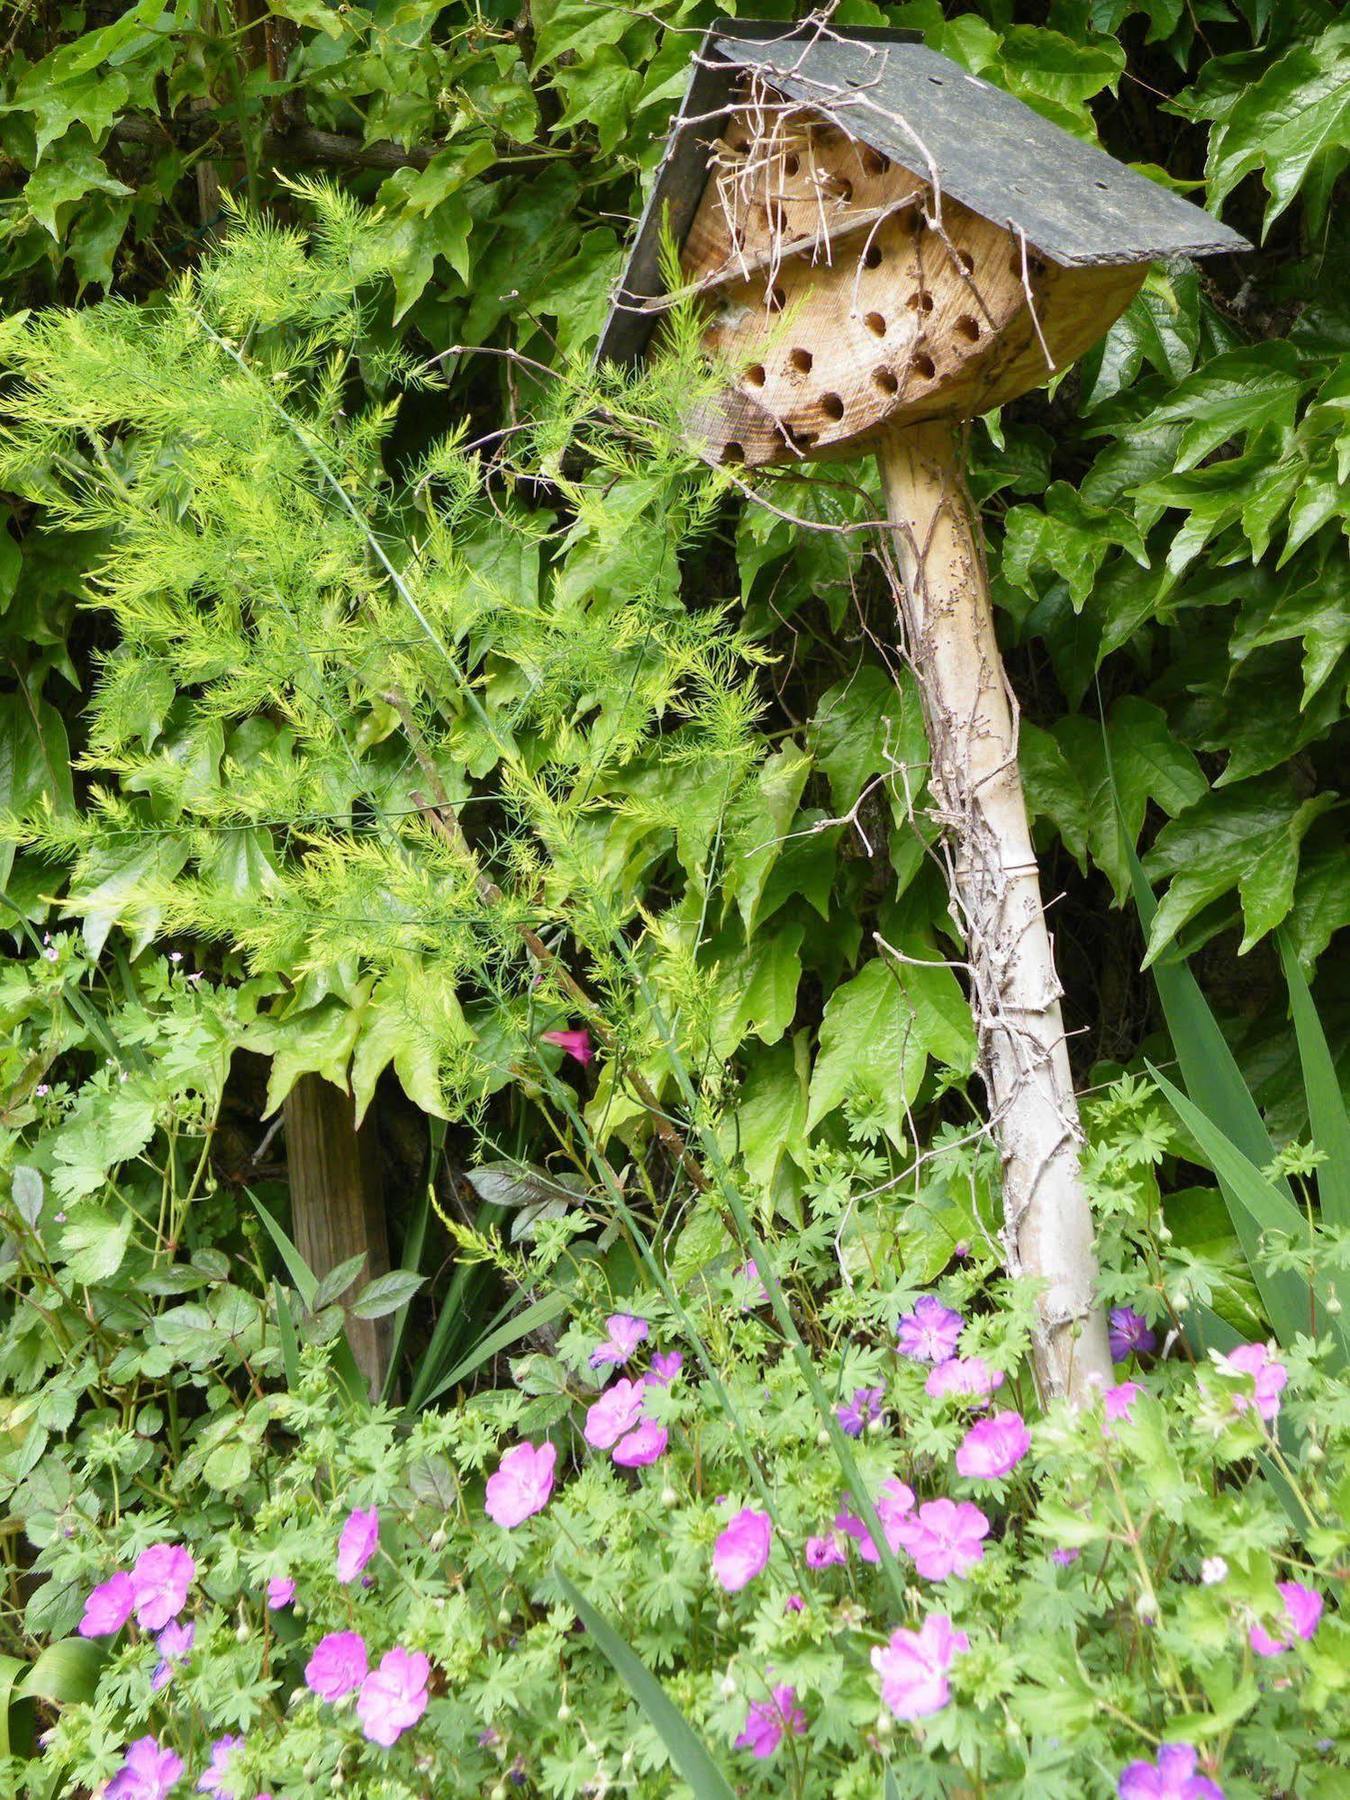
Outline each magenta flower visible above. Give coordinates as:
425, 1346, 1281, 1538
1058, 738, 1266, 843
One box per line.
305, 1630, 369, 1701
836, 1479, 915, 1565
1249, 1580, 1323, 1656
197, 1735, 244, 1799
896, 1294, 964, 1363
589, 1313, 648, 1368
712, 1508, 772, 1591
106, 1737, 184, 1800
131, 1544, 195, 1632
336, 1506, 380, 1583
784, 1593, 805, 1613
584, 1378, 648, 1450
541, 1027, 593, 1067
484, 1440, 556, 1528
612, 1420, 667, 1467
872, 1613, 969, 1721
1109, 1306, 1158, 1361
736, 1260, 770, 1305
897, 1498, 990, 1580
804, 1531, 847, 1569
151, 1619, 195, 1692
266, 1575, 296, 1610
1105, 1380, 1143, 1425
357, 1646, 431, 1747
78, 1570, 135, 1638
956, 1410, 1031, 1480
648, 1351, 683, 1384
1051, 1547, 1081, 1567
1220, 1343, 1287, 1422
1117, 1743, 1223, 1798
734, 1684, 806, 1758
926, 1356, 1004, 1406
836, 1386, 885, 1437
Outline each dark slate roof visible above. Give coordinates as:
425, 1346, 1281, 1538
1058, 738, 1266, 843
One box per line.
597, 22, 1248, 368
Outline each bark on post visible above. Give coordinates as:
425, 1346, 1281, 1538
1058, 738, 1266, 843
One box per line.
878, 420, 1113, 1404
283, 1073, 392, 1398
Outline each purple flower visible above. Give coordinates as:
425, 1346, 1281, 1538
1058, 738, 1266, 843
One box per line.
925, 1356, 1004, 1406
784, 1593, 804, 1613
1109, 1306, 1158, 1361
485, 1440, 557, 1529
1051, 1547, 1081, 1567
266, 1576, 296, 1610
835, 1386, 885, 1437
336, 1506, 379, 1583
612, 1421, 667, 1467
541, 1027, 593, 1067
956, 1410, 1031, 1480
583, 1378, 647, 1450
734, 1684, 806, 1758
78, 1571, 135, 1638
1105, 1380, 1143, 1425
357, 1646, 430, 1747
872, 1613, 968, 1721
197, 1736, 244, 1799
1220, 1343, 1287, 1422
589, 1313, 648, 1369
305, 1630, 368, 1701
736, 1260, 769, 1306
131, 1544, 195, 1632
648, 1351, 683, 1384
106, 1737, 183, 1800
1116, 1743, 1224, 1798
897, 1295, 964, 1363
1249, 1581, 1323, 1657
151, 1620, 195, 1692
804, 1532, 847, 1569
712, 1508, 772, 1591
896, 1498, 989, 1581
835, 1479, 915, 1565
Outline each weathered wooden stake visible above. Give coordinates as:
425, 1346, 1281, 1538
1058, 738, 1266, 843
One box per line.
284, 1073, 392, 1397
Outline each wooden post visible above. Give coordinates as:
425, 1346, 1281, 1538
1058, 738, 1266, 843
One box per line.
878, 421, 1112, 1405
283, 1073, 392, 1398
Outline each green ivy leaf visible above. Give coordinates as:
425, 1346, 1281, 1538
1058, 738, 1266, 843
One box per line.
1136, 345, 1304, 474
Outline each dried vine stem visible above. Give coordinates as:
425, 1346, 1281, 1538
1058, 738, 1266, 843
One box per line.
877, 422, 1112, 1405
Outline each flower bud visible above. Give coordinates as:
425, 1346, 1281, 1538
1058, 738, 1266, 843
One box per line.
429, 1527, 448, 1551
1135, 1590, 1158, 1623
716, 1609, 731, 1630
660, 1486, 678, 1508
490, 1786, 508, 1800
1173, 1292, 1190, 1313
875, 1711, 893, 1738
720, 1673, 738, 1699
866, 1415, 885, 1436
497, 1607, 512, 1628
816, 1427, 831, 1449
1305, 1441, 1325, 1464
235, 1622, 249, 1643
1325, 1293, 1342, 1316
557, 1701, 571, 1721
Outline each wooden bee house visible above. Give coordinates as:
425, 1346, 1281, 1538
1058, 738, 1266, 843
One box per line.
600, 24, 1247, 1406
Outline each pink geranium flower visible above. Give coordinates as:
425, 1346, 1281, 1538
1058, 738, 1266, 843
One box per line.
106, 1737, 183, 1800
357, 1646, 431, 1746
151, 1619, 195, 1692
872, 1613, 969, 1721
131, 1544, 195, 1632
712, 1508, 772, 1591
305, 1630, 369, 1701
956, 1410, 1031, 1480
836, 1386, 885, 1437
1105, 1380, 1143, 1426
836, 1478, 916, 1565
897, 1498, 989, 1580
1249, 1580, 1323, 1656
734, 1684, 806, 1758
78, 1571, 135, 1638
648, 1351, 683, 1384
336, 1506, 379, 1583
926, 1356, 1004, 1406
266, 1576, 296, 1610
612, 1421, 667, 1467
896, 1295, 964, 1363
1117, 1742, 1223, 1798
1220, 1342, 1287, 1422
589, 1313, 648, 1368
197, 1735, 244, 1799
584, 1378, 648, 1450
541, 1028, 593, 1066
485, 1440, 556, 1528
804, 1532, 847, 1569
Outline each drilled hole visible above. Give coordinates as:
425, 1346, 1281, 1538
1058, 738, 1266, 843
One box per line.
832, 177, 854, 203
788, 346, 813, 374
873, 367, 899, 396
766, 284, 787, 312
1095, 178, 1109, 190
730, 137, 751, 155
905, 291, 921, 310
928, 74, 944, 85
783, 152, 800, 177
957, 248, 974, 273
862, 148, 890, 175
785, 424, 818, 451
863, 243, 883, 269
912, 352, 936, 380
920, 292, 934, 312
909, 211, 926, 233
722, 441, 745, 464
767, 200, 787, 234
820, 392, 845, 421
864, 311, 887, 337
744, 363, 766, 387
955, 315, 980, 343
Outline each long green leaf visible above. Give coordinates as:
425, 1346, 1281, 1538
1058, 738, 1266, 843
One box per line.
382, 1122, 439, 1404
1278, 929, 1350, 1231
555, 1571, 736, 1800
246, 1189, 367, 1404
16, 1636, 105, 1706
414, 1289, 570, 1411
272, 1278, 302, 1393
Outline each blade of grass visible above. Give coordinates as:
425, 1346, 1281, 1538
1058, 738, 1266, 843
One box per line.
554, 1571, 736, 1800
246, 1188, 367, 1404
1277, 929, 1350, 1231
272, 1279, 302, 1393
383, 1121, 440, 1404
414, 1289, 571, 1410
